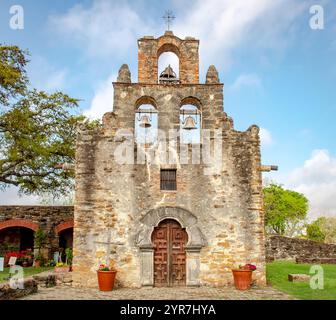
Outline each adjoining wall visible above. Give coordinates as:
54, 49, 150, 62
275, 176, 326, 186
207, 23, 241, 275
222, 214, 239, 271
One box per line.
266, 235, 336, 262
0, 206, 74, 256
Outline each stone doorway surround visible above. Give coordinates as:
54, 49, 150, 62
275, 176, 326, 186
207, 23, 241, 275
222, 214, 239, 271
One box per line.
136, 206, 206, 287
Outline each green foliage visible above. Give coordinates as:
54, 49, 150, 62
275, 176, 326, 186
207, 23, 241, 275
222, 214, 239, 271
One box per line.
34, 229, 46, 250
0, 45, 99, 196
44, 259, 56, 267
0, 267, 53, 284
306, 218, 326, 242
0, 242, 18, 256
267, 261, 336, 300
306, 217, 336, 243
0, 45, 29, 105
263, 184, 309, 236
65, 247, 73, 266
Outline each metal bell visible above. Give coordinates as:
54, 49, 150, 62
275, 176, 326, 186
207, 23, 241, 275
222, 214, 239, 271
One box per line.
139, 114, 151, 128
182, 116, 197, 130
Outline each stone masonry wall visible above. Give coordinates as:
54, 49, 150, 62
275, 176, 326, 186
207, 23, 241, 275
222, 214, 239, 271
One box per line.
73, 31, 266, 289
73, 84, 265, 288
266, 235, 336, 262
138, 32, 199, 84
0, 206, 74, 256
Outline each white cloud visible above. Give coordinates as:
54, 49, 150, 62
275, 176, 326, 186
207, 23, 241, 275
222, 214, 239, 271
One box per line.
260, 128, 272, 147
0, 186, 40, 205
228, 74, 262, 92
48, 0, 154, 59
286, 150, 336, 219
28, 56, 68, 92
84, 74, 116, 120
48, 0, 309, 71
174, 0, 308, 70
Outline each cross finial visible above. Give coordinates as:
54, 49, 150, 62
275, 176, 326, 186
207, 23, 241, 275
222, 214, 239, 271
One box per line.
162, 10, 175, 31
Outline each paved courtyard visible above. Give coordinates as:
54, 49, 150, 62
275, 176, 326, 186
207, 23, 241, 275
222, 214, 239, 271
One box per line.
21, 285, 294, 300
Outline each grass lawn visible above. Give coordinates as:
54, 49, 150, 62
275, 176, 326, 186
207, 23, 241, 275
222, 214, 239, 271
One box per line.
0, 267, 53, 284
267, 260, 336, 300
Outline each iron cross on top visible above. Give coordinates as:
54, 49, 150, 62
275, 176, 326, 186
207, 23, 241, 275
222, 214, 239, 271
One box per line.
163, 10, 175, 31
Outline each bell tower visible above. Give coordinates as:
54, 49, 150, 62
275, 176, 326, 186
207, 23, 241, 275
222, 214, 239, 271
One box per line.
74, 21, 267, 289
137, 31, 200, 84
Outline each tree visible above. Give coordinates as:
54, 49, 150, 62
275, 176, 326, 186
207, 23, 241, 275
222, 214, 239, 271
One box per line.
0, 45, 98, 196
0, 45, 28, 105
306, 218, 326, 242
263, 184, 309, 236
306, 217, 336, 243
320, 217, 336, 243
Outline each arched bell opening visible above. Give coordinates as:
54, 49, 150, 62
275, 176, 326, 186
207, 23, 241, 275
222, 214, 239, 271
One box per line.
151, 219, 188, 287
135, 102, 158, 145
180, 103, 201, 144
158, 51, 180, 84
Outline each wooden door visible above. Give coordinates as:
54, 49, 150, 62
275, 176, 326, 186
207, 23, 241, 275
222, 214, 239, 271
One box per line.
152, 219, 187, 287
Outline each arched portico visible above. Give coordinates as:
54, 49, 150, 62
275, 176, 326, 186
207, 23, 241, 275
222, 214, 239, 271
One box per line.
136, 206, 206, 287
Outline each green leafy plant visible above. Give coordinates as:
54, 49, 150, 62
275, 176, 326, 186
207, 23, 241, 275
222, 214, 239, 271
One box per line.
44, 259, 56, 267
34, 229, 46, 264
98, 264, 116, 272
65, 248, 73, 266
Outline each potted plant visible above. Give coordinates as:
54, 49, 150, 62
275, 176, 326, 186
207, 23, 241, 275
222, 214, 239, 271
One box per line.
65, 248, 73, 271
34, 253, 43, 267
54, 262, 70, 273
34, 229, 46, 267
232, 263, 257, 290
97, 264, 117, 291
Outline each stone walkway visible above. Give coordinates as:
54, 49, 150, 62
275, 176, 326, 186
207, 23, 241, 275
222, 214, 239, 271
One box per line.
21, 285, 294, 300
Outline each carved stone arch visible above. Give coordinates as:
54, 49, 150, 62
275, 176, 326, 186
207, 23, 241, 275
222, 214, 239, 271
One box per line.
0, 219, 39, 232
137, 206, 205, 249
157, 36, 185, 79
157, 42, 181, 59
55, 219, 74, 235
136, 206, 205, 287
134, 96, 158, 110
180, 96, 203, 111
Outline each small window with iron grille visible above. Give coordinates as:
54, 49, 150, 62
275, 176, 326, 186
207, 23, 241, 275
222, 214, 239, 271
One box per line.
160, 169, 177, 191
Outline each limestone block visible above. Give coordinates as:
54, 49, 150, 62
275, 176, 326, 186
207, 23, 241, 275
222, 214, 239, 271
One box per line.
288, 274, 310, 282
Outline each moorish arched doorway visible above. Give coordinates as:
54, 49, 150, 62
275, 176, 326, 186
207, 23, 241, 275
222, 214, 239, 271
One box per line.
136, 206, 206, 287
152, 219, 188, 287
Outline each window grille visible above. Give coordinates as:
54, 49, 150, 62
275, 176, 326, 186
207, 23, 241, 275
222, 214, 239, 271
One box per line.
160, 169, 177, 191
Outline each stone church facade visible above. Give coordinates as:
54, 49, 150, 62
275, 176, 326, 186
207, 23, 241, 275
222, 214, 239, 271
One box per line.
72, 31, 268, 288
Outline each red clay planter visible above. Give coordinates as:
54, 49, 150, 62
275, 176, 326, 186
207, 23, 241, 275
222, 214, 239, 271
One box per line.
97, 270, 117, 291
232, 269, 253, 290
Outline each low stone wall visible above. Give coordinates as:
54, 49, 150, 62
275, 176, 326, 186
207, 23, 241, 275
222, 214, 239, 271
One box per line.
0, 278, 37, 300
0, 206, 74, 257
266, 235, 336, 262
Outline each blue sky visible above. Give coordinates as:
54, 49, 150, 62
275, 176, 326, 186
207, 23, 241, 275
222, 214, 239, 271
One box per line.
0, 0, 336, 219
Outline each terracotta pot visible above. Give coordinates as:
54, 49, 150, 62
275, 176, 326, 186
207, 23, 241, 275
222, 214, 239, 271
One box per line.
34, 260, 41, 268
232, 269, 253, 290
97, 270, 117, 291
